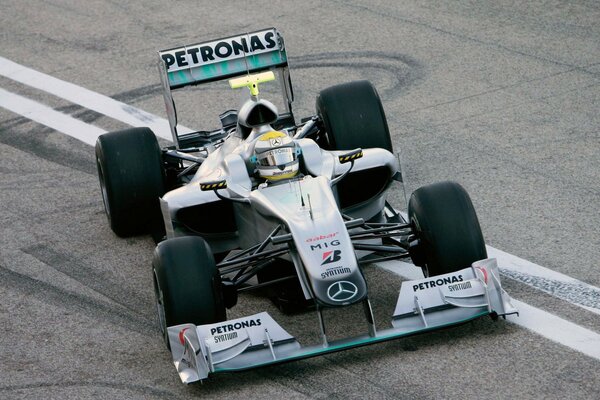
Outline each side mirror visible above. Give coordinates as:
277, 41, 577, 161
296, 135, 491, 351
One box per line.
338, 148, 363, 164
200, 179, 227, 191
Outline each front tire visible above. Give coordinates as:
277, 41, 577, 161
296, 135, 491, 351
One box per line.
408, 181, 487, 276
152, 236, 226, 348
95, 127, 165, 237
316, 80, 393, 152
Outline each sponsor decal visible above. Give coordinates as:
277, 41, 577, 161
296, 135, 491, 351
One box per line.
321, 250, 342, 265
306, 232, 339, 243
310, 239, 340, 251
327, 280, 358, 302
412, 275, 464, 291
213, 331, 239, 343
161, 30, 277, 72
321, 266, 352, 279
475, 266, 488, 283
210, 318, 262, 335
270, 137, 282, 146
448, 281, 473, 292
178, 327, 190, 345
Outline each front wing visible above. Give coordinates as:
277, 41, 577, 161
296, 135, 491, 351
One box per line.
167, 258, 517, 383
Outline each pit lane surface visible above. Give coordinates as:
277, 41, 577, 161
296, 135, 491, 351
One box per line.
1, 1, 599, 399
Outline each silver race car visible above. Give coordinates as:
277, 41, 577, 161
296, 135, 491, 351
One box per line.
95, 28, 517, 384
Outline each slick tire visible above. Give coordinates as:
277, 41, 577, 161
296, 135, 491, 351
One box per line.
152, 236, 226, 348
95, 127, 165, 238
316, 80, 393, 152
408, 181, 487, 276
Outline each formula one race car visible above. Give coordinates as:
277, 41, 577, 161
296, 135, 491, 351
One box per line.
95, 28, 517, 383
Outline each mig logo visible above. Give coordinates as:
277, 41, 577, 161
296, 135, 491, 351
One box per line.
321, 250, 342, 265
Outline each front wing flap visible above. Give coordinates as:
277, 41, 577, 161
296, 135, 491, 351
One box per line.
167, 258, 517, 383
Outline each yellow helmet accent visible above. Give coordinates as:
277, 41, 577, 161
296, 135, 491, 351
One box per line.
258, 131, 287, 141
265, 170, 298, 181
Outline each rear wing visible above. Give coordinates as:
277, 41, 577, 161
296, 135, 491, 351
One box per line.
157, 28, 293, 147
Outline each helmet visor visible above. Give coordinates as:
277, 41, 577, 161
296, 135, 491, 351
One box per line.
257, 147, 296, 167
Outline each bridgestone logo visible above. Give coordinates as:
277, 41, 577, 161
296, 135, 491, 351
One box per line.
413, 275, 464, 291
321, 250, 342, 265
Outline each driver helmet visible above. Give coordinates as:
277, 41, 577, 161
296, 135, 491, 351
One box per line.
254, 131, 299, 181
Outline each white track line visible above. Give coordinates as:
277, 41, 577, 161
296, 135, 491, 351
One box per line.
0, 88, 105, 145
377, 260, 424, 280
507, 300, 600, 361
488, 246, 600, 316
0, 56, 189, 141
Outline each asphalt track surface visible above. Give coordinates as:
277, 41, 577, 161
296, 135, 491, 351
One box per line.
1, 1, 599, 399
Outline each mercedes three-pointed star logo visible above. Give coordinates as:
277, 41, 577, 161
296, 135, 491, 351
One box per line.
327, 280, 358, 302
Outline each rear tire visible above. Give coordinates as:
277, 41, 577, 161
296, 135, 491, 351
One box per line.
316, 80, 393, 152
95, 127, 165, 237
153, 236, 226, 348
408, 181, 487, 276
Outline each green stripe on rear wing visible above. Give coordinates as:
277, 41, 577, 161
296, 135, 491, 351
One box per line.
158, 28, 287, 89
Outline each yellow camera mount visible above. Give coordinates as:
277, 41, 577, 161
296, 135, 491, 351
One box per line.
229, 71, 275, 97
